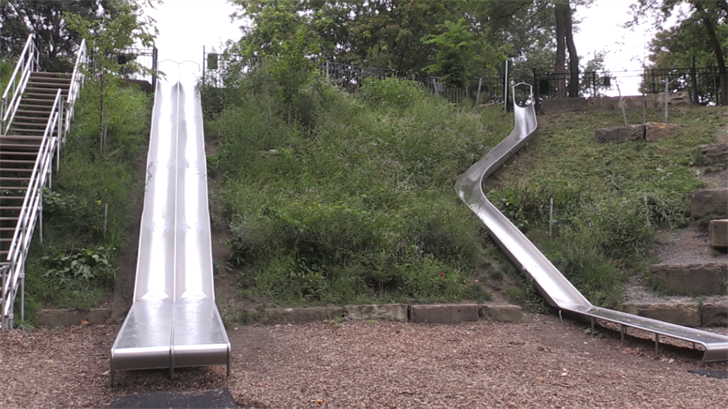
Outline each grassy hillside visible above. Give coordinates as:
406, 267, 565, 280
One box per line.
21, 84, 151, 320
488, 106, 725, 306
205, 77, 512, 306
206, 77, 724, 310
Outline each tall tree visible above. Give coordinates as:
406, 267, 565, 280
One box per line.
0, 0, 112, 71
554, 0, 579, 97
65, 0, 157, 153
631, 0, 728, 104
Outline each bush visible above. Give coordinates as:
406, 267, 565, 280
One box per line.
359, 77, 427, 110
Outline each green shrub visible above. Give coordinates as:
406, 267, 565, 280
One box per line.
359, 77, 427, 110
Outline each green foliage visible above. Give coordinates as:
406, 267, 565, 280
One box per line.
208, 74, 514, 305
65, 0, 157, 151
422, 18, 481, 89
359, 77, 427, 110
23, 84, 151, 317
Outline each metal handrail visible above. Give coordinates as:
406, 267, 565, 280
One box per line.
1, 89, 61, 328
64, 39, 87, 142
1, 34, 38, 136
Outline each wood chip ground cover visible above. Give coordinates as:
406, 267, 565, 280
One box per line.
1, 313, 728, 408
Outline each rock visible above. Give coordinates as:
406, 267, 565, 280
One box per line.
644, 122, 682, 141
346, 304, 408, 322
595, 125, 644, 143
540, 97, 587, 114
617, 301, 702, 327
710, 220, 728, 248
701, 300, 728, 327
478, 304, 522, 322
37, 308, 111, 327
699, 143, 728, 162
409, 304, 479, 324
261, 307, 345, 325
649, 263, 728, 296
656, 91, 692, 107
691, 189, 728, 219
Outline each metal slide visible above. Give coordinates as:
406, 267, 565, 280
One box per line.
455, 85, 728, 363
110, 67, 230, 384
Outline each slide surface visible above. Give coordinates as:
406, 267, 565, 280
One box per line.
455, 91, 728, 363
111, 67, 230, 381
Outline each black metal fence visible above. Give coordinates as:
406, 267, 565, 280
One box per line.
117, 47, 158, 88
201, 53, 511, 106
534, 66, 723, 105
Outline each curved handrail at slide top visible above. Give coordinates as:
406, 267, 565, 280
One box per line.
455, 85, 728, 364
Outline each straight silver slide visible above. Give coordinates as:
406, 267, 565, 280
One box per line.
455, 86, 728, 363
110, 66, 230, 384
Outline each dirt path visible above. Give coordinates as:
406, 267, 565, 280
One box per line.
2, 314, 727, 408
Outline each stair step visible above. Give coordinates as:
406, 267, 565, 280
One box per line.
0, 177, 30, 182
0, 159, 36, 165
14, 108, 53, 115
9, 121, 47, 128
18, 98, 54, 104
13, 115, 52, 122
27, 82, 71, 89
0, 187, 28, 191
0, 196, 26, 200
30, 72, 72, 80
0, 168, 33, 173
0, 151, 40, 157
0, 216, 19, 220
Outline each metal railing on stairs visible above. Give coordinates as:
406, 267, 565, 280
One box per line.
1, 34, 38, 137
1, 90, 62, 329
64, 39, 86, 143
0, 36, 87, 329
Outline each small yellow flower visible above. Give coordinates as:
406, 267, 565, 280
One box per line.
96, 200, 102, 205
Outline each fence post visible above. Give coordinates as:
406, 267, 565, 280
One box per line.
664, 78, 669, 123
690, 56, 698, 105
504, 60, 509, 112
475, 77, 483, 107
533, 68, 539, 114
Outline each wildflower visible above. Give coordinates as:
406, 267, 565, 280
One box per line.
440, 272, 445, 277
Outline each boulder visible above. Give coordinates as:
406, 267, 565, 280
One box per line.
656, 91, 692, 107
710, 220, 728, 248
649, 263, 728, 296
617, 301, 702, 327
644, 122, 682, 141
409, 304, 479, 324
595, 125, 644, 143
346, 304, 408, 322
701, 300, 728, 327
691, 189, 728, 219
699, 143, 728, 162
261, 307, 345, 325
478, 304, 522, 322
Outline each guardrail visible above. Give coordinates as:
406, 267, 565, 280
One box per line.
0, 37, 87, 328
63, 39, 87, 143
1, 90, 62, 328
1, 34, 38, 136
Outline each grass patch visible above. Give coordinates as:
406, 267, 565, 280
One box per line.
206, 70, 724, 310
22, 84, 150, 316
488, 106, 724, 307
206, 76, 510, 306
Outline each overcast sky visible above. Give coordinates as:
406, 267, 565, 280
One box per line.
148, 0, 662, 95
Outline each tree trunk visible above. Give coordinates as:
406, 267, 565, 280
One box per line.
693, 1, 728, 104
554, 2, 567, 98
564, 2, 579, 98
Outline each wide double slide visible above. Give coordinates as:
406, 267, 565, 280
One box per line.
110, 66, 230, 383
455, 86, 728, 363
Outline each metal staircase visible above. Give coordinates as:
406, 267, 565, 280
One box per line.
0, 34, 86, 328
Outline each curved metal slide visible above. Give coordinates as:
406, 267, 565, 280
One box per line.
455, 86, 728, 363
110, 67, 230, 384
